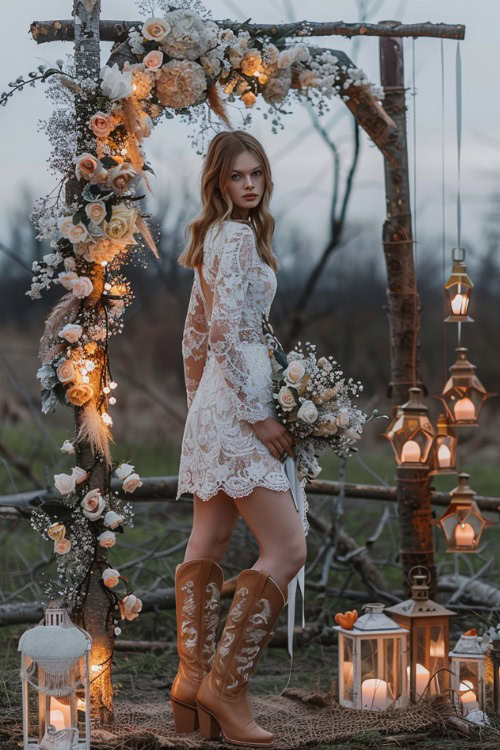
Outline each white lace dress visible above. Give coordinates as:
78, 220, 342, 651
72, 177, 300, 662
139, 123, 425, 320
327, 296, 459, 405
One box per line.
176, 219, 292, 501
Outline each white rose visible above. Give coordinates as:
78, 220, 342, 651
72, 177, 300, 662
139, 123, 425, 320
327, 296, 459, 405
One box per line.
142, 17, 170, 42
102, 568, 120, 588
58, 216, 74, 239
103, 510, 124, 529
115, 463, 135, 480
277, 386, 296, 412
43, 253, 58, 266
67, 223, 90, 244
71, 466, 88, 485
54, 538, 72, 555
100, 63, 132, 100
297, 400, 318, 424
71, 276, 94, 299
81, 488, 106, 520
54, 472, 76, 496
60, 440, 75, 454
97, 530, 116, 548
122, 472, 143, 493
85, 201, 106, 224
284, 360, 306, 385
58, 323, 83, 343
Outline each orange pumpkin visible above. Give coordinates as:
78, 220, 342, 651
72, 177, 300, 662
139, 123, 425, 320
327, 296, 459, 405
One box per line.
463, 628, 478, 636
334, 610, 359, 630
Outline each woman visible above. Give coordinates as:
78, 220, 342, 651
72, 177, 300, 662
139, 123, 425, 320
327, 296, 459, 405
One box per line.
172, 130, 307, 748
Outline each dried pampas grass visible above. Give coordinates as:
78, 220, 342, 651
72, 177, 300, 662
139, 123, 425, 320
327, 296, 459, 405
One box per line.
135, 215, 159, 259
39, 293, 81, 364
207, 83, 232, 128
75, 401, 113, 467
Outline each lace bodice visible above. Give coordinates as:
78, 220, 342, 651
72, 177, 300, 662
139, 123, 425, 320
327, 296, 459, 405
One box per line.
181, 220, 277, 423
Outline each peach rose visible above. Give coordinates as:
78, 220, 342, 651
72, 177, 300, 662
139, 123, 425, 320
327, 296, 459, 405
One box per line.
71, 466, 88, 485
58, 271, 78, 290
57, 360, 76, 384
97, 530, 116, 548
67, 383, 94, 407
85, 201, 106, 224
58, 323, 83, 343
47, 522, 66, 542
276, 386, 296, 412
54, 538, 72, 555
81, 488, 105, 520
102, 567, 120, 588
67, 223, 90, 244
122, 472, 142, 493
143, 50, 164, 70
58, 216, 74, 239
103, 510, 124, 529
284, 360, 306, 386
54, 472, 76, 496
71, 276, 93, 299
119, 594, 143, 621
89, 112, 112, 138
75, 153, 101, 181
107, 164, 138, 194
142, 17, 170, 41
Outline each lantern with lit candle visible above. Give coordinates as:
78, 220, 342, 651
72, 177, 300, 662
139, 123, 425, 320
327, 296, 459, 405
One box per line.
444, 247, 474, 323
383, 387, 434, 467
429, 413, 457, 475
334, 603, 409, 711
437, 347, 496, 428
434, 473, 492, 553
386, 567, 455, 702
449, 633, 486, 716
18, 602, 91, 750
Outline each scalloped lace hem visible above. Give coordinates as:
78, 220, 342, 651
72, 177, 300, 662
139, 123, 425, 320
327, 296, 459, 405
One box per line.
176, 474, 292, 502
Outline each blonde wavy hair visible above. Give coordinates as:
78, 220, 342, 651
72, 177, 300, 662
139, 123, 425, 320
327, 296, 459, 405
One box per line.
177, 130, 279, 272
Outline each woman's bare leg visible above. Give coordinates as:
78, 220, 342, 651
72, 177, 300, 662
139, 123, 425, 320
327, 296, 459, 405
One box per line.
183, 490, 241, 564
233, 487, 307, 596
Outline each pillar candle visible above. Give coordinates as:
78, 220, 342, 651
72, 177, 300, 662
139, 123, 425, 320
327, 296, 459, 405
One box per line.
454, 397, 475, 421
437, 443, 452, 468
361, 678, 388, 710
401, 440, 421, 463
454, 522, 475, 546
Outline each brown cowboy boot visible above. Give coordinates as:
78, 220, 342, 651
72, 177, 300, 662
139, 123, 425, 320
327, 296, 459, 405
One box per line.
196, 568, 287, 747
170, 558, 224, 733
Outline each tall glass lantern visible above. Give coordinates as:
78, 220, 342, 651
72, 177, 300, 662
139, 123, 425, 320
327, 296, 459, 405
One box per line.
429, 413, 457, 475
18, 603, 92, 750
449, 633, 486, 716
334, 603, 409, 711
434, 473, 492, 553
385, 567, 455, 702
443, 247, 474, 323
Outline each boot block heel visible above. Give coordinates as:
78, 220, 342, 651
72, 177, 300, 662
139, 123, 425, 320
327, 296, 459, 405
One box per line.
196, 700, 222, 739
171, 696, 199, 733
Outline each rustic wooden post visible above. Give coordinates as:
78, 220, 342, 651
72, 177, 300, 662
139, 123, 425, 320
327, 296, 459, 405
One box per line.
379, 22, 436, 597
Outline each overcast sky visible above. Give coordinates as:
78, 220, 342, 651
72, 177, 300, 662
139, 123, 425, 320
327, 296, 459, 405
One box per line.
0, 0, 498, 258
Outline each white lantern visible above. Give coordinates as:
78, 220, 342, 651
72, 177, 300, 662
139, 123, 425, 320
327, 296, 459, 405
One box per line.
334, 603, 409, 710
449, 633, 486, 717
19, 602, 92, 750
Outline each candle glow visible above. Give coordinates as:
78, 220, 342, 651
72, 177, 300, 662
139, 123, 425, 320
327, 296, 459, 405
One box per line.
401, 439, 421, 463
454, 522, 475, 546
437, 443, 452, 468
454, 397, 475, 421
361, 678, 389, 710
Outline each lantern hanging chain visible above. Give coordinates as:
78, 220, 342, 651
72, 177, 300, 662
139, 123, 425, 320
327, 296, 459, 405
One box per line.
411, 38, 418, 389
441, 39, 449, 389
456, 41, 463, 346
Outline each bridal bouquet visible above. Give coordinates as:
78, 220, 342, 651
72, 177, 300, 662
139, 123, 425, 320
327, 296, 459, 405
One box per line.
262, 314, 371, 481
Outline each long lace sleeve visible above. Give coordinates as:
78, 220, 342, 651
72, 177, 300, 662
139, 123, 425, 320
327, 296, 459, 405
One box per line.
181, 276, 209, 409
209, 224, 270, 424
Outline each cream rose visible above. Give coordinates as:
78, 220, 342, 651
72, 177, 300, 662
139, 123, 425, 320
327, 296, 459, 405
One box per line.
71, 466, 88, 485
115, 463, 135, 480
102, 568, 120, 588
122, 472, 143, 493
58, 216, 74, 239
100, 64, 132, 100
284, 360, 306, 386
277, 386, 297, 412
85, 201, 106, 224
67, 383, 94, 406
104, 205, 136, 242
142, 17, 170, 41
336, 410, 350, 428
119, 594, 143, 621
58, 271, 78, 290
81, 488, 105, 520
143, 50, 164, 70
56, 360, 76, 384
60, 439, 75, 454
107, 164, 138, 194
297, 400, 318, 424
58, 323, 83, 343
71, 276, 94, 299
89, 112, 112, 138
75, 153, 101, 181
97, 530, 116, 548
54, 538, 72, 555
47, 522, 66, 542
54, 472, 76, 496
67, 223, 90, 244
103, 510, 124, 529
64, 257, 77, 271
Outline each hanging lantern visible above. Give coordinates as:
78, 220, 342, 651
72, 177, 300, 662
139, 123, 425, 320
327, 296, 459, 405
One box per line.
18, 601, 92, 750
429, 413, 457, 475
434, 472, 492, 553
383, 387, 434, 467
436, 347, 496, 428
444, 247, 474, 323
334, 602, 409, 711
385, 566, 455, 702
449, 633, 487, 716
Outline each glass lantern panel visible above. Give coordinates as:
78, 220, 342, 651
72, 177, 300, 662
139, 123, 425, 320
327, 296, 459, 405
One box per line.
436, 436, 454, 468
457, 660, 480, 714
496, 665, 500, 713
429, 625, 446, 694
341, 636, 355, 706
383, 637, 401, 703
360, 638, 391, 710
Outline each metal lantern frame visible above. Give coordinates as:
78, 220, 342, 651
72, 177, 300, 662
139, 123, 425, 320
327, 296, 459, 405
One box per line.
20, 605, 92, 750
444, 247, 474, 323
436, 347, 496, 428
383, 387, 434, 467
385, 566, 455, 702
434, 472, 492, 553
449, 634, 486, 716
491, 641, 500, 715
334, 602, 409, 711
429, 413, 457, 476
